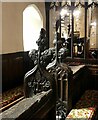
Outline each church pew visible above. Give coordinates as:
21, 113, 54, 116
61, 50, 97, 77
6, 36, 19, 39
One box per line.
66, 90, 98, 119
0, 89, 56, 120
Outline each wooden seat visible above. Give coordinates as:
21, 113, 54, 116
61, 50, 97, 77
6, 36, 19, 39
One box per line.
0, 85, 24, 112
1, 89, 55, 120
66, 90, 98, 119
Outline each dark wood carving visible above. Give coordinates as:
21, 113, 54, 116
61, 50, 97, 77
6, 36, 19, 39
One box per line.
24, 29, 74, 119
24, 28, 56, 98
24, 64, 55, 98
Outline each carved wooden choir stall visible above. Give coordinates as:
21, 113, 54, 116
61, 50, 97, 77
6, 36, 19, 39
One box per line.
1, 1, 98, 120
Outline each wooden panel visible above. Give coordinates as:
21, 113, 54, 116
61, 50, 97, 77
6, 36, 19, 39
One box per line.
2, 57, 24, 91
2, 59, 9, 85
63, 58, 98, 65
88, 65, 98, 90
2, 51, 34, 92
68, 66, 90, 108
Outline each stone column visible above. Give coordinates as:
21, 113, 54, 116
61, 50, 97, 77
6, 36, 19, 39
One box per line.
96, 7, 98, 48
90, 8, 96, 48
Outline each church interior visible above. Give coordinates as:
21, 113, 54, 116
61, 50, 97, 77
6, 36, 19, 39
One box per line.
0, 1, 98, 120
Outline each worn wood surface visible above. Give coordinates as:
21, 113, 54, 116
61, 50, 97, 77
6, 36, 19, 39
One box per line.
1, 89, 56, 120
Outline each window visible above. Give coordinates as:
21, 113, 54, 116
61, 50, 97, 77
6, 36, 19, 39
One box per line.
23, 4, 43, 51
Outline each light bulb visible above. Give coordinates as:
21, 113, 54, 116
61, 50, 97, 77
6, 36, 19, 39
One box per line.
90, 21, 96, 26
60, 9, 68, 17
73, 10, 80, 17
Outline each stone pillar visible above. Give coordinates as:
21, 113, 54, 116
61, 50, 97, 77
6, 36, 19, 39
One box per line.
96, 7, 98, 48
90, 8, 96, 48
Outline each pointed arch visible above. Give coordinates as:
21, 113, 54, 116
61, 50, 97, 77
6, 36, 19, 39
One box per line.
23, 4, 43, 51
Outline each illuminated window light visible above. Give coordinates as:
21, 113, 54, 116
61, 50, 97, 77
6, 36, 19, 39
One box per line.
23, 5, 43, 51
73, 10, 80, 17
90, 21, 96, 26
60, 9, 69, 17
91, 43, 95, 46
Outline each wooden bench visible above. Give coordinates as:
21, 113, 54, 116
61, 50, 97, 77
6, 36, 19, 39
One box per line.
0, 85, 24, 112
0, 89, 56, 120
66, 90, 98, 120
1, 52, 35, 112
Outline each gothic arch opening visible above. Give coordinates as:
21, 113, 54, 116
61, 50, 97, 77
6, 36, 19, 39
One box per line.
23, 4, 43, 51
